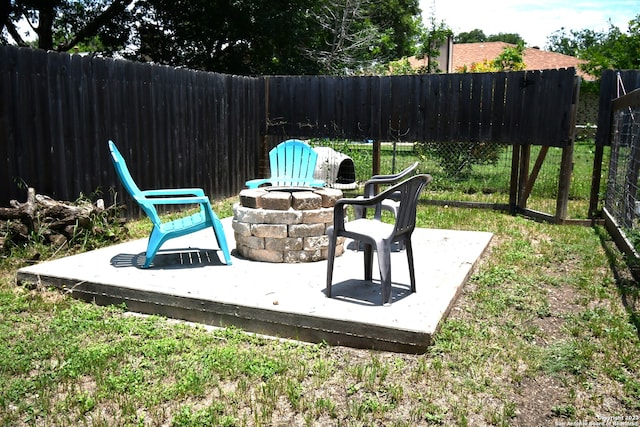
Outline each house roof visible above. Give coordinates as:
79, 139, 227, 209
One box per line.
410, 41, 594, 80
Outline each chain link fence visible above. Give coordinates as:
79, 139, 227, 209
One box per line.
414, 141, 512, 206
311, 138, 596, 219
310, 139, 512, 203
605, 101, 640, 251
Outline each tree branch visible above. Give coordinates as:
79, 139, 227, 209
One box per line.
56, 0, 132, 52
0, 0, 10, 39
5, 20, 28, 46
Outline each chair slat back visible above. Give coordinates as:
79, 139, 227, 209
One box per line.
269, 139, 318, 186
108, 141, 162, 226
393, 174, 432, 236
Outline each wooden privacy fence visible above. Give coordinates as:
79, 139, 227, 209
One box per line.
264, 69, 577, 146
265, 70, 580, 221
0, 46, 263, 215
2, 45, 582, 220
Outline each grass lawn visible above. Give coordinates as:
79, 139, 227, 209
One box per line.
1, 194, 639, 426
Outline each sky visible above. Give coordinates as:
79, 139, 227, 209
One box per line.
419, 0, 637, 49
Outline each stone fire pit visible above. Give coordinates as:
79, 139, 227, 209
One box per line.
232, 187, 345, 263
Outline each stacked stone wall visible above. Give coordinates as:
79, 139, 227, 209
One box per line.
232, 188, 345, 263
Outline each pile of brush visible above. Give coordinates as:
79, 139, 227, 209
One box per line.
0, 188, 126, 252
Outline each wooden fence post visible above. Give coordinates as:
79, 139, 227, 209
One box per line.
589, 144, 605, 218
509, 145, 521, 215
556, 143, 574, 221
372, 139, 381, 177
556, 76, 581, 221
517, 145, 531, 210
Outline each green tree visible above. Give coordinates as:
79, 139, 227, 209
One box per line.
455, 29, 486, 43
304, 0, 382, 75
486, 32, 525, 45
296, 0, 422, 74
2, 0, 423, 75
411, 1, 452, 74
454, 29, 525, 45
367, 0, 421, 61
546, 27, 607, 57
133, 0, 422, 75
132, 0, 321, 74
546, 14, 640, 78
456, 41, 525, 73
492, 41, 526, 71
1, 0, 133, 53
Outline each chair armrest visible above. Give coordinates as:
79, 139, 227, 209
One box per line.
334, 198, 380, 225
246, 177, 325, 188
245, 178, 271, 188
334, 183, 406, 225
137, 195, 210, 206
308, 178, 326, 187
363, 162, 419, 197
141, 188, 206, 197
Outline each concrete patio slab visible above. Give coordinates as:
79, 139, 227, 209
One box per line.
16, 217, 492, 353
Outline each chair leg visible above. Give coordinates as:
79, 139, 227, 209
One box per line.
378, 241, 392, 305
326, 230, 337, 298
397, 235, 405, 251
144, 226, 164, 268
352, 205, 365, 251
363, 243, 374, 281
204, 204, 232, 265
211, 217, 232, 265
406, 239, 416, 293
394, 204, 405, 251
143, 252, 154, 269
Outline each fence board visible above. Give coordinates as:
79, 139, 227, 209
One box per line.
479, 73, 494, 141
441, 73, 457, 142
491, 72, 508, 141
409, 75, 424, 139
345, 77, 358, 138
423, 74, 438, 139
0, 47, 12, 195
388, 76, 404, 140
504, 71, 523, 143
357, 77, 370, 138
369, 76, 381, 139
378, 76, 392, 140
521, 70, 543, 144
33, 50, 53, 197
457, 74, 470, 141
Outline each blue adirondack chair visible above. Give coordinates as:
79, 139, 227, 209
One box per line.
245, 139, 325, 188
108, 141, 232, 267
